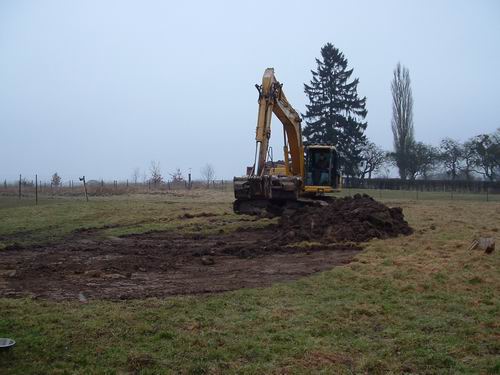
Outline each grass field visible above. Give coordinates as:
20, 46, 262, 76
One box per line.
0, 190, 499, 374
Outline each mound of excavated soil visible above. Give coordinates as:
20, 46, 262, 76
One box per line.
279, 194, 413, 243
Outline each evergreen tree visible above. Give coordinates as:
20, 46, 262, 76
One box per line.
303, 43, 367, 177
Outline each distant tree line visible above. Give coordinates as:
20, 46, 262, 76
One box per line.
356, 131, 500, 182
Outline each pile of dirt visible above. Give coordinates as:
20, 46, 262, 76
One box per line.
279, 194, 412, 243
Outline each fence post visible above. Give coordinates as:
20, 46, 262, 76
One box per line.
35, 174, 38, 205
80, 176, 88, 202
18, 174, 21, 199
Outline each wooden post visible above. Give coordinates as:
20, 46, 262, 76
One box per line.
18, 174, 21, 199
80, 176, 88, 202
188, 173, 192, 190
35, 174, 38, 205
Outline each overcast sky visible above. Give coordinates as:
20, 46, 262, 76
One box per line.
1, 0, 499, 181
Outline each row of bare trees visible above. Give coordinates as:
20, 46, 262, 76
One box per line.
17, 172, 64, 187
24, 163, 217, 191
131, 162, 216, 187
358, 62, 499, 182
359, 130, 500, 182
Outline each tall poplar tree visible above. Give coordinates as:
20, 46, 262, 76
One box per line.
302, 43, 368, 177
391, 62, 414, 180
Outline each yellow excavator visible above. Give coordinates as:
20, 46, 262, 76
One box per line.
233, 68, 341, 215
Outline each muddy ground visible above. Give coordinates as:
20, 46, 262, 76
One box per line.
0, 228, 361, 300
0, 195, 412, 300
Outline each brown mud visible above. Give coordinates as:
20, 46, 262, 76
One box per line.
0, 195, 412, 300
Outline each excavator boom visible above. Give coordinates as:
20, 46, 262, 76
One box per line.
253, 68, 304, 178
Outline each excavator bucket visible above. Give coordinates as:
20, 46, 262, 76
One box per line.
234, 175, 300, 200
233, 175, 301, 216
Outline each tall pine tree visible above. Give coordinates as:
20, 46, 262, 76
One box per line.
303, 43, 367, 177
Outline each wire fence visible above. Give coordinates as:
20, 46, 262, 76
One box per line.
0, 176, 229, 203
343, 177, 500, 194
1, 175, 499, 204
340, 187, 499, 202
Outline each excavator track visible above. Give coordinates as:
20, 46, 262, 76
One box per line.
233, 196, 331, 218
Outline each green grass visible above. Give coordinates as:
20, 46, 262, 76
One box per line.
0, 190, 499, 374
0, 191, 268, 249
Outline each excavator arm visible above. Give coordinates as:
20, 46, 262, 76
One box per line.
253, 68, 304, 178
234, 68, 309, 211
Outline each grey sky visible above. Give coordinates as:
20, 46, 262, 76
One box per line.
1, 0, 499, 181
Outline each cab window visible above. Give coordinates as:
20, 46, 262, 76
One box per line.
306, 149, 331, 186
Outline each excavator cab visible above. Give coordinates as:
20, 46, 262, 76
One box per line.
303, 145, 340, 194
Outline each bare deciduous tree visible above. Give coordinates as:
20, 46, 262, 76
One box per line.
200, 164, 215, 188
169, 168, 184, 183
470, 129, 500, 181
460, 140, 477, 181
439, 138, 462, 180
149, 161, 163, 185
51, 172, 61, 187
406, 142, 438, 180
359, 142, 387, 180
391, 62, 415, 180
132, 167, 140, 184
